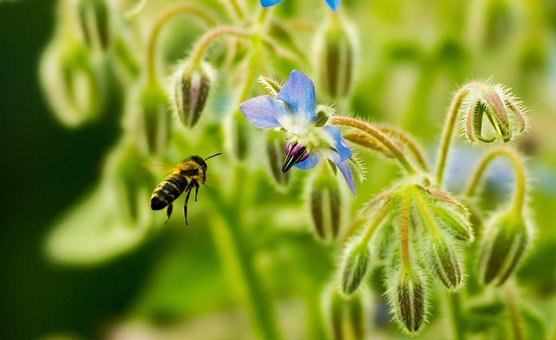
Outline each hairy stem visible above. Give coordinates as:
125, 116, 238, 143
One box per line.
435, 86, 471, 185
464, 147, 526, 217
331, 117, 417, 175
145, 4, 218, 82
360, 201, 392, 244
189, 26, 252, 65
378, 125, 429, 171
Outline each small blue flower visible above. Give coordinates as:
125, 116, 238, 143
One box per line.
260, 0, 341, 12
240, 70, 356, 194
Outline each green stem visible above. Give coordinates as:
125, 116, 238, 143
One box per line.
331, 117, 417, 175
360, 201, 391, 244
447, 293, 465, 340
378, 124, 429, 171
464, 147, 526, 217
435, 86, 471, 185
207, 168, 281, 340
218, 0, 246, 21
189, 26, 252, 66
505, 282, 524, 340
145, 4, 218, 83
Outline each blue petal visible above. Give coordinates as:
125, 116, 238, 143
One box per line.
277, 70, 317, 122
260, 0, 283, 7
336, 159, 357, 194
325, 0, 341, 11
295, 154, 320, 170
240, 95, 288, 129
323, 125, 352, 161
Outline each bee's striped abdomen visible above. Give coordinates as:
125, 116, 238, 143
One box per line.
150, 173, 188, 210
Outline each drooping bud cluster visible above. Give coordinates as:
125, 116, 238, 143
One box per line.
39, 0, 109, 127
338, 181, 472, 334
171, 61, 214, 129
477, 210, 532, 286
40, 34, 107, 127
314, 13, 357, 100
459, 81, 527, 144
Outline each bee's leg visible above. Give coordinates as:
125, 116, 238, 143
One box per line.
193, 181, 200, 202
164, 204, 173, 223
183, 183, 194, 225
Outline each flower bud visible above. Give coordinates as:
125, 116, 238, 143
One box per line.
258, 75, 283, 98
315, 104, 335, 127
327, 288, 367, 340
341, 241, 371, 294
105, 143, 155, 226
75, 0, 111, 51
225, 112, 250, 161
477, 210, 531, 285
308, 164, 344, 241
40, 33, 107, 127
171, 61, 214, 128
425, 236, 464, 290
417, 186, 474, 242
314, 13, 357, 100
266, 130, 291, 188
388, 268, 428, 335
461, 82, 527, 144
126, 81, 172, 156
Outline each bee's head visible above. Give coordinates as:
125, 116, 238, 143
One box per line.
189, 155, 207, 169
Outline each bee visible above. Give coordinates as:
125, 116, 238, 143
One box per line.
150, 153, 221, 225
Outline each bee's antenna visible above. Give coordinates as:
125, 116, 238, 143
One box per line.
205, 152, 222, 161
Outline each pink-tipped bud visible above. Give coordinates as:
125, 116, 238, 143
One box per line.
460, 82, 528, 144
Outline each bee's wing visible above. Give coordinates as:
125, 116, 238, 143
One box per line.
141, 162, 177, 175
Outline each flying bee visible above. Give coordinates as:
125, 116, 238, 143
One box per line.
150, 153, 221, 225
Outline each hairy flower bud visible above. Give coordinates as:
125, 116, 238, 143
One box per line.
75, 0, 111, 51
417, 186, 474, 242
327, 288, 367, 340
258, 75, 283, 98
106, 143, 154, 226
126, 81, 171, 156
171, 61, 214, 128
425, 236, 464, 290
341, 241, 370, 294
460, 81, 527, 144
314, 13, 357, 99
266, 130, 291, 188
477, 210, 531, 285
388, 268, 428, 335
308, 164, 345, 241
40, 33, 107, 127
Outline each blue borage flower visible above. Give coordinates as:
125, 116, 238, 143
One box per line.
240, 70, 356, 194
260, 0, 341, 12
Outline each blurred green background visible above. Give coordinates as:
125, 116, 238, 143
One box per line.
1, 0, 556, 339
0, 1, 152, 338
